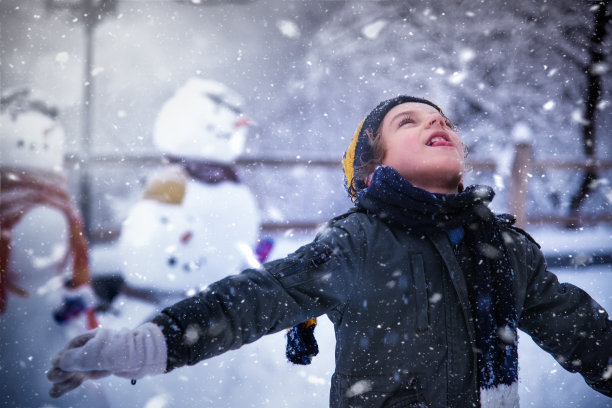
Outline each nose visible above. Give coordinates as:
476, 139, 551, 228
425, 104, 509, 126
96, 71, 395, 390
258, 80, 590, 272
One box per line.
425, 114, 447, 129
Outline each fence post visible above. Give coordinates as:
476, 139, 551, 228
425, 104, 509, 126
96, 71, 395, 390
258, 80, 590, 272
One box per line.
509, 141, 533, 228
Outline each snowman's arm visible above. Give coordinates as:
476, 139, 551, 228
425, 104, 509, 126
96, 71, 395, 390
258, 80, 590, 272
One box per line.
121, 282, 185, 305
150, 220, 361, 372
91, 273, 185, 310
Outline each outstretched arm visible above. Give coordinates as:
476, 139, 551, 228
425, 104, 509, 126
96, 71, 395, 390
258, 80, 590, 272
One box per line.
48, 217, 363, 396
152, 226, 359, 371
518, 241, 612, 397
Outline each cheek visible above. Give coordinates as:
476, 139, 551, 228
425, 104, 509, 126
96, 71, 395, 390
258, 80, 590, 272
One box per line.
383, 140, 422, 170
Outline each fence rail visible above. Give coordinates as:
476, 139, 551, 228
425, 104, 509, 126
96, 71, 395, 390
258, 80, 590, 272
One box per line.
65, 146, 612, 243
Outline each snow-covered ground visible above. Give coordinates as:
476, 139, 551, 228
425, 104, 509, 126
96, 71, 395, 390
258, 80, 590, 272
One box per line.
83, 225, 612, 408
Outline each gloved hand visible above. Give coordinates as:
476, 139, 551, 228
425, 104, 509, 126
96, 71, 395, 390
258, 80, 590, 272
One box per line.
47, 322, 167, 398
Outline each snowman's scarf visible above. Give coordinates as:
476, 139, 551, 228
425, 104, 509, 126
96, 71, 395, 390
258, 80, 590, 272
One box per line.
0, 168, 90, 314
356, 166, 519, 407
165, 155, 239, 184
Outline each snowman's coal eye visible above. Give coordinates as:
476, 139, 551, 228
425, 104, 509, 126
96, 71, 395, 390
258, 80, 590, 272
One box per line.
16, 139, 25, 148
167, 256, 177, 267
160, 216, 169, 224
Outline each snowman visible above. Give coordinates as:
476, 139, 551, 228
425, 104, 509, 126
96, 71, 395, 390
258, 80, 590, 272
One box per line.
97, 78, 261, 326
151, 77, 261, 284
0, 89, 107, 407
94, 78, 283, 407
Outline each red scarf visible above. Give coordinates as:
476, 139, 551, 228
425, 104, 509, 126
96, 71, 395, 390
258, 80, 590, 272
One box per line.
0, 167, 90, 314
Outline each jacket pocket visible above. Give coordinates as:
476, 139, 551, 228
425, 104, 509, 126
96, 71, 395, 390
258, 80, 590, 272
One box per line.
410, 253, 429, 332
382, 384, 427, 408
331, 372, 427, 408
266, 241, 334, 288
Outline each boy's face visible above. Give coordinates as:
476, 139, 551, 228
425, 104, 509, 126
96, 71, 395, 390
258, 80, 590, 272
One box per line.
380, 102, 465, 194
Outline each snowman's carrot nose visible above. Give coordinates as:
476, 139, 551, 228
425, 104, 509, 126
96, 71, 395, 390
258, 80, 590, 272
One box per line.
234, 117, 251, 127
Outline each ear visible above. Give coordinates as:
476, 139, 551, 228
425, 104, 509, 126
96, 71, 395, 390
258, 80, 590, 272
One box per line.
458, 179, 464, 193
366, 165, 384, 187
365, 172, 373, 187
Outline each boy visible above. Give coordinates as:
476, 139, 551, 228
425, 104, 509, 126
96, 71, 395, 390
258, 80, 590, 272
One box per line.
48, 96, 612, 407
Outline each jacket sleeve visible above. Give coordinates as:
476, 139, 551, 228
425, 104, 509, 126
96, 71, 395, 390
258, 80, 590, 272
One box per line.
518, 240, 612, 397
150, 215, 364, 372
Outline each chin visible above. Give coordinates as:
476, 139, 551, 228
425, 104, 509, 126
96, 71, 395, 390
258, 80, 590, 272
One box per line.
431, 167, 464, 191
431, 163, 463, 178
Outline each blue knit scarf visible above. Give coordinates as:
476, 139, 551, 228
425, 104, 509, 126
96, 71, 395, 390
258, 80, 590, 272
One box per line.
356, 166, 519, 397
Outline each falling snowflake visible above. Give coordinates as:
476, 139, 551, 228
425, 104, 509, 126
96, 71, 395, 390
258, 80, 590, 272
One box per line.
276, 19, 300, 39
362, 20, 387, 39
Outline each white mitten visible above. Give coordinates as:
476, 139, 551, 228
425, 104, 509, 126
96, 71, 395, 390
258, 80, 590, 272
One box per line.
47, 322, 167, 398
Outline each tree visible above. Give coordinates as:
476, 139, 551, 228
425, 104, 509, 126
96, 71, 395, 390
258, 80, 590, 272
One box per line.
567, 0, 610, 227
277, 0, 610, 217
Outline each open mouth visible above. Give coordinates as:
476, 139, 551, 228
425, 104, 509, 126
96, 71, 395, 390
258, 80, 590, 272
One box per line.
426, 131, 454, 147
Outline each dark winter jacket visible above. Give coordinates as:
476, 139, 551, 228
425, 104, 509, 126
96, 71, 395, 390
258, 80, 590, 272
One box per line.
151, 209, 612, 407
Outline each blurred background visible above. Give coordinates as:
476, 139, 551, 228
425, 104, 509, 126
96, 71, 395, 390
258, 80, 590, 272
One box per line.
1, 0, 611, 407
1, 0, 610, 236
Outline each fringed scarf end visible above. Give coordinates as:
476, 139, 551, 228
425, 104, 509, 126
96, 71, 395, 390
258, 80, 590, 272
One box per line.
286, 318, 319, 365
480, 381, 519, 408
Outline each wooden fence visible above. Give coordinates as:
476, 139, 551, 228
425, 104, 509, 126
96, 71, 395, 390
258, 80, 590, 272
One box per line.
66, 145, 612, 243
504, 142, 612, 228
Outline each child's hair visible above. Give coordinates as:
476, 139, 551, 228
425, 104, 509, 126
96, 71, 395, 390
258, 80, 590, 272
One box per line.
342, 95, 443, 201
353, 127, 385, 190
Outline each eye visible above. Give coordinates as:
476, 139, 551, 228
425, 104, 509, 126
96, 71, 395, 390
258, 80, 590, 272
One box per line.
167, 256, 177, 267
397, 116, 414, 127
